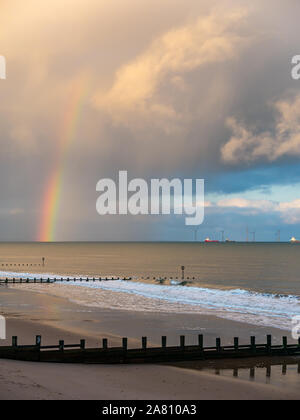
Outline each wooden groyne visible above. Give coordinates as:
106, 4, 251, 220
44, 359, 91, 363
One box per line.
1, 263, 42, 268
0, 335, 299, 364
0, 277, 132, 284
0, 276, 196, 284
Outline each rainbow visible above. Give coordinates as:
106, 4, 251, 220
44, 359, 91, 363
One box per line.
38, 72, 91, 242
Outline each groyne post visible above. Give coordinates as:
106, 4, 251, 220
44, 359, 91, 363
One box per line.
251, 336, 256, 353
180, 335, 185, 350
198, 334, 203, 351
267, 335, 272, 353
216, 338, 221, 352
142, 337, 147, 350
283, 336, 287, 353
36, 335, 41, 348
59, 340, 64, 352
234, 337, 239, 351
122, 337, 128, 352
162, 336, 167, 348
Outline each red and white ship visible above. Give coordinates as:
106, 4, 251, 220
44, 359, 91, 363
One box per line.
204, 237, 220, 243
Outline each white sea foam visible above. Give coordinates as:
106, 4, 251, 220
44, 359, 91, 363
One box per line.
0, 271, 70, 279
2, 270, 299, 330
63, 280, 300, 330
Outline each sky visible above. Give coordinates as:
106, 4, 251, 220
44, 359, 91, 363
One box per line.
1, 0, 300, 241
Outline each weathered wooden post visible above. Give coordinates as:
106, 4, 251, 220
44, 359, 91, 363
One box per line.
283, 336, 287, 352
298, 337, 300, 349
198, 334, 203, 351
180, 335, 185, 350
251, 336, 256, 353
122, 337, 128, 352
12, 336, 18, 347
267, 335, 272, 353
80, 339, 86, 350
250, 368, 255, 379
181, 266, 185, 280
142, 337, 147, 350
36, 335, 41, 347
102, 338, 108, 349
266, 365, 271, 378
216, 338, 221, 352
234, 337, 239, 351
59, 340, 64, 351
233, 368, 238, 377
162, 336, 167, 348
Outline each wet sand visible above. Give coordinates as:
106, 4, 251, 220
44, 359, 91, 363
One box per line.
2, 357, 299, 400
0, 286, 299, 400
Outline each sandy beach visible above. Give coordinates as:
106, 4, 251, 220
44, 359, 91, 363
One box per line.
0, 286, 299, 400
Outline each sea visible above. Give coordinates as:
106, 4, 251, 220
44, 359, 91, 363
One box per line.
0, 242, 299, 331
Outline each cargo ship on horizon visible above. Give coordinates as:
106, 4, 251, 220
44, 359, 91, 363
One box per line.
204, 237, 220, 243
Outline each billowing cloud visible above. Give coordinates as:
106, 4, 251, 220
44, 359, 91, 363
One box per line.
94, 7, 249, 130
217, 198, 275, 211
210, 197, 300, 224
222, 95, 300, 164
